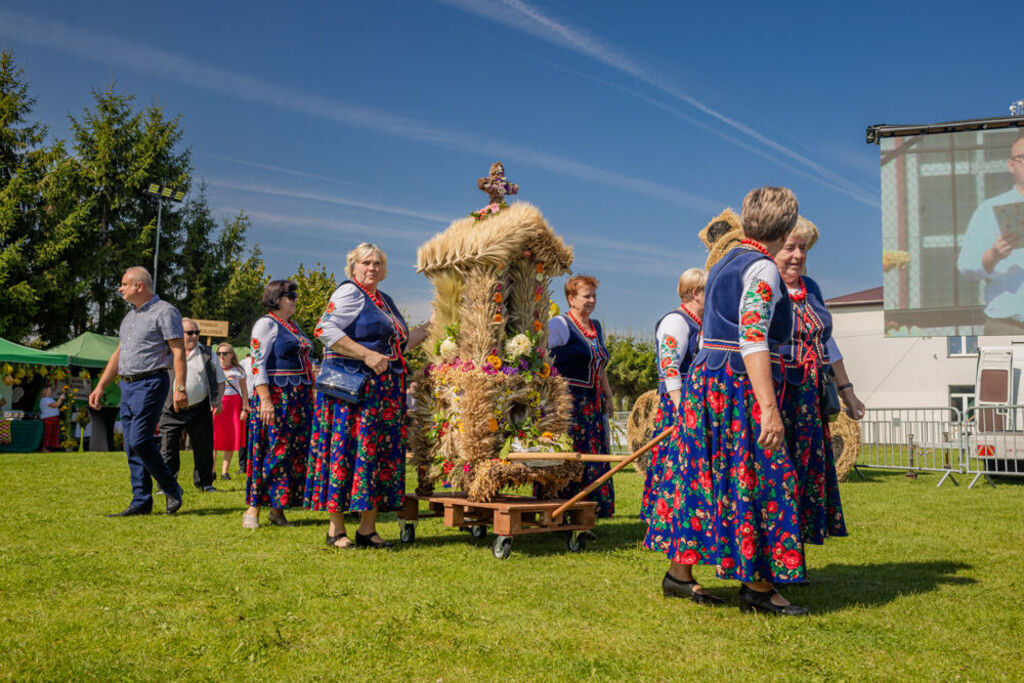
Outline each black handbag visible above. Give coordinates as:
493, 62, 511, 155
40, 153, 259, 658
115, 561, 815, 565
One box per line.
818, 364, 841, 422
315, 358, 369, 404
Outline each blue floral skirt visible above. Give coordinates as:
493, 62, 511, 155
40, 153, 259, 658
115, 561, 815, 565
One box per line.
553, 385, 614, 518
640, 392, 677, 523
781, 373, 848, 544
303, 371, 406, 513
246, 384, 312, 508
643, 362, 806, 583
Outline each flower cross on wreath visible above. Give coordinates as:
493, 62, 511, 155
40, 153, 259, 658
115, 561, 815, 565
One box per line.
471, 161, 519, 220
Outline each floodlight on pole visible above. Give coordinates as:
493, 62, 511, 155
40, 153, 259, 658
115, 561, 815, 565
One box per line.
144, 182, 186, 288
1011, 99, 1024, 117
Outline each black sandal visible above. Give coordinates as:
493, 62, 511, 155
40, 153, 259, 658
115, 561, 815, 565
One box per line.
326, 531, 354, 550
355, 530, 392, 549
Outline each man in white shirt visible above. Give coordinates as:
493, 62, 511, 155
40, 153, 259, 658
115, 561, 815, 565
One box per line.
158, 318, 226, 492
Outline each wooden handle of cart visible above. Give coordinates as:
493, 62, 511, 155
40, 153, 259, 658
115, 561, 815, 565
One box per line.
504, 452, 628, 463
549, 427, 673, 519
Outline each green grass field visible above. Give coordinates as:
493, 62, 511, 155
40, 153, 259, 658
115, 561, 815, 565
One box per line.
1, 452, 1022, 681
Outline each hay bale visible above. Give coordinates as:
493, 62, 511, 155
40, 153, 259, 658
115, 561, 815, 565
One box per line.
831, 412, 862, 482
627, 389, 661, 473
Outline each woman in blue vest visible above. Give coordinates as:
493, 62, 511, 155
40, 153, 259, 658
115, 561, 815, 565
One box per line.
304, 243, 431, 549
544, 274, 615, 519
774, 217, 864, 554
244, 279, 315, 529
640, 267, 705, 525
644, 186, 809, 615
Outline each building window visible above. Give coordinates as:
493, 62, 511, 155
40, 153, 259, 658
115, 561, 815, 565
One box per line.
947, 335, 978, 357
949, 385, 975, 419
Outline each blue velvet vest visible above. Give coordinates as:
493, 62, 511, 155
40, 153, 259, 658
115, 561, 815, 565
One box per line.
263, 316, 313, 386
692, 247, 792, 380
323, 281, 408, 375
655, 309, 701, 394
549, 315, 608, 389
779, 276, 833, 385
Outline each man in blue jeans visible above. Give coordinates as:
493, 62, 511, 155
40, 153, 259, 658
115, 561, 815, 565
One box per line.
89, 266, 188, 516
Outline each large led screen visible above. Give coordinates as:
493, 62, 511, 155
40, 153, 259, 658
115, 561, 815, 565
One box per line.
881, 127, 1024, 336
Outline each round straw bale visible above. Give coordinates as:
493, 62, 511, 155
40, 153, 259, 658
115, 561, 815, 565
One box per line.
831, 412, 862, 482
627, 389, 661, 473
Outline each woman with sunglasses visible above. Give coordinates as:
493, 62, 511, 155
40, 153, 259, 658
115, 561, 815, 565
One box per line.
213, 343, 248, 480
244, 280, 314, 529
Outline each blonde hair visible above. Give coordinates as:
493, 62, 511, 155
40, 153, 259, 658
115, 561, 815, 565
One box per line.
677, 268, 706, 301
740, 186, 799, 242
345, 242, 388, 281
789, 216, 819, 251
216, 343, 241, 370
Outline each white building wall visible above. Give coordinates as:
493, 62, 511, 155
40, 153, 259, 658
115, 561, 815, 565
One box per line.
829, 303, 1024, 409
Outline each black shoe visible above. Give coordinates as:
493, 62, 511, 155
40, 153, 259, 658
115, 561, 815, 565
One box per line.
200, 485, 218, 493
107, 506, 152, 518
165, 490, 183, 514
662, 573, 725, 606
326, 531, 354, 550
220, 473, 231, 481
355, 530, 392, 549
738, 585, 809, 616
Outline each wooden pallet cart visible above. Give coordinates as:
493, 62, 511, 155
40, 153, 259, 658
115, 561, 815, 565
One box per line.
396, 429, 670, 559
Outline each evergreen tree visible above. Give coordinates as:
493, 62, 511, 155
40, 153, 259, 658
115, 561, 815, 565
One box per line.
0, 49, 86, 343
68, 84, 191, 334
604, 334, 658, 411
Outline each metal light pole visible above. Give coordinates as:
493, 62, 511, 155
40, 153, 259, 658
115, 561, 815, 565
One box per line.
144, 183, 186, 289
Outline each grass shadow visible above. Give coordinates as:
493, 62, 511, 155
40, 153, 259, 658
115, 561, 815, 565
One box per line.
800, 560, 974, 613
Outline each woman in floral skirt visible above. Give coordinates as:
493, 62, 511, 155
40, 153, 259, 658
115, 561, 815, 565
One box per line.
640, 268, 705, 524
644, 186, 810, 615
544, 274, 615, 520
304, 243, 431, 549
244, 280, 314, 529
774, 217, 865, 553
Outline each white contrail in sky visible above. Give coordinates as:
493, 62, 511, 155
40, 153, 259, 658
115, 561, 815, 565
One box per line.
438, 0, 880, 207
0, 9, 722, 214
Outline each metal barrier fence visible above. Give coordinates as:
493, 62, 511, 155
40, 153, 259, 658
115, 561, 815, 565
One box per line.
857, 407, 964, 487
855, 405, 1024, 488
963, 405, 1024, 488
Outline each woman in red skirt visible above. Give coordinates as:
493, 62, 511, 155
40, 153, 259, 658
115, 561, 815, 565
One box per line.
213, 343, 248, 480
39, 384, 65, 452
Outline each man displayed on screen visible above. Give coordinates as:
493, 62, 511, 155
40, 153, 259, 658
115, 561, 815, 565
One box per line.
957, 134, 1024, 334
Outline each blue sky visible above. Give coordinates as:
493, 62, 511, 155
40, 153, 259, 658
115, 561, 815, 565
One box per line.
1, 1, 1018, 333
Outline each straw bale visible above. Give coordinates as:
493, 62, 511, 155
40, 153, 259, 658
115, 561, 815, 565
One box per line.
627, 389, 661, 473
830, 412, 862, 482
417, 202, 573, 276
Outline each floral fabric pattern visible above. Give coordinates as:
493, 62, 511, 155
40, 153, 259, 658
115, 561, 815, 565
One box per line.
640, 392, 678, 523
658, 334, 681, 384
782, 297, 847, 544
740, 279, 773, 343
245, 384, 312, 508
304, 371, 406, 513
539, 385, 614, 518
643, 362, 806, 583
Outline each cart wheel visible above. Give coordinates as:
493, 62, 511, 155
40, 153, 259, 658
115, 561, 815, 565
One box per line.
492, 535, 512, 560
469, 525, 487, 539
567, 531, 587, 553
399, 521, 416, 544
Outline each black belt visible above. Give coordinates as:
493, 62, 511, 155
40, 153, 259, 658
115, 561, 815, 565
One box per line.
121, 369, 165, 383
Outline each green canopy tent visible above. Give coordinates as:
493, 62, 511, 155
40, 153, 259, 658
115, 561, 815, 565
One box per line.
0, 337, 69, 366
47, 332, 122, 452
48, 332, 119, 368
0, 338, 68, 453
